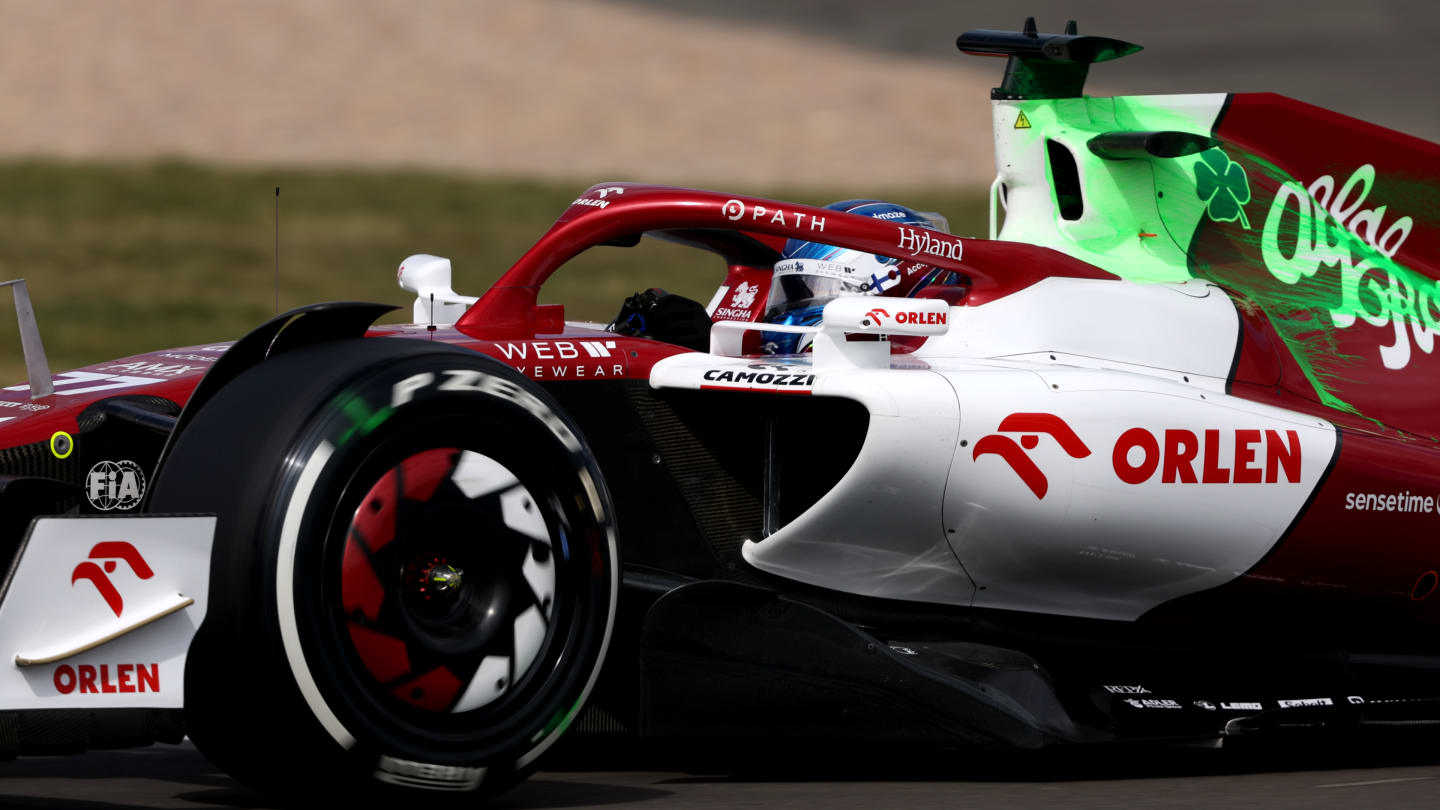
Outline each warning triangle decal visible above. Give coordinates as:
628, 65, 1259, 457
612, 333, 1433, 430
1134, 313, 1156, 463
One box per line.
1014, 110, 1031, 129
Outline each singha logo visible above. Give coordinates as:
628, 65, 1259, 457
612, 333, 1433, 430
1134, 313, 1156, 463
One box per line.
730, 281, 758, 309
71, 542, 154, 617
972, 413, 1091, 499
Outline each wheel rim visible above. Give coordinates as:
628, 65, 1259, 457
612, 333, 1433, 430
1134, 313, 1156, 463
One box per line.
338, 447, 559, 716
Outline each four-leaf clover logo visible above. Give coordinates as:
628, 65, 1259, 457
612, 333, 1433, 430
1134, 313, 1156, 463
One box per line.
1195, 148, 1251, 229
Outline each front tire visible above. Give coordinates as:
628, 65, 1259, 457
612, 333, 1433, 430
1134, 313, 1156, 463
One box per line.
150, 337, 618, 800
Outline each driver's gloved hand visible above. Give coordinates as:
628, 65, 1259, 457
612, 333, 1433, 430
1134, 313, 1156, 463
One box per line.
608, 288, 712, 352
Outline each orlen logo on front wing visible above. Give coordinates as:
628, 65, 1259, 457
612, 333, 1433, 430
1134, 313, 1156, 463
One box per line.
54, 663, 160, 695
972, 413, 1092, 499
71, 542, 153, 617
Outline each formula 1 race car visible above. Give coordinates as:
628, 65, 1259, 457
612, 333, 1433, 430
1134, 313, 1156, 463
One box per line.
0, 17, 1438, 802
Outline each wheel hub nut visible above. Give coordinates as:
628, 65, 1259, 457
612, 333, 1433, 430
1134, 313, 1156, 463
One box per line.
428, 563, 463, 594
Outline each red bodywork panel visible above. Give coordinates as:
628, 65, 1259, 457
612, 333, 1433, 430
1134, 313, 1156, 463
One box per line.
1164, 93, 1440, 618
0, 328, 687, 449
0, 347, 221, 448
364, 324, 690, 383
1200, 93, 1440, 440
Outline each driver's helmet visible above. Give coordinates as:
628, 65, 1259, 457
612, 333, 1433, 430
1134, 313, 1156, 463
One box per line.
760, 199, 946, 354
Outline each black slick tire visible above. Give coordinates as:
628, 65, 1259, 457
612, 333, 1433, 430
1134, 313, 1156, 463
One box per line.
149, 337, 618, 801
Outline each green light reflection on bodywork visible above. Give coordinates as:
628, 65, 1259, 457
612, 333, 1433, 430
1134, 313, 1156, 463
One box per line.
1190, 150, 1434, 419
1008, 94, 1435, 424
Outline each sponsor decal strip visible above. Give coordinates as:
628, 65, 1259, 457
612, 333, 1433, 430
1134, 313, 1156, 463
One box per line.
1278, 697, 1333, 708
863, 308, 948, 328
52, 663, 160, 694
897, 226, 963, 261
1113, 428, 1301, 485
1260, 164, 1429, 372
973, 413, 1310, 499
376, 756, 485, 791
491, 340, 626, 379
1344, 491, 1440, 514
96, 361, 205, 377
722, 199, 827, 232
5, 371, 166, 396
701, 386, 812, 395
1123, 698, 1182, 709
701, 369, 815, 395
1103, 685, 1151, 694
713, 281, 761, 321
157, 353, 216, 362
494, 340, 615, 360
571, 186, 626, 209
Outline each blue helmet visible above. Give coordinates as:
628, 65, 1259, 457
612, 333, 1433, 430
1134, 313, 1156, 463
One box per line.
761, 200, 945, 354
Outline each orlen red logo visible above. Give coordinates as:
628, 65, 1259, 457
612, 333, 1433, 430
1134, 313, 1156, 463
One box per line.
1113, 428, 1301, 484
863, 308, 889, 326
53, 663, 159, 695
972, 413, 1092, 499
893, 310, 947, 325
71, 542, 153, 617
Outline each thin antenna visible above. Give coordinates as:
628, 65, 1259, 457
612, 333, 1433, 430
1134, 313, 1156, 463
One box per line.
274, 186, 280, 315
428, 293, 436, 334
1, 279, 53, 399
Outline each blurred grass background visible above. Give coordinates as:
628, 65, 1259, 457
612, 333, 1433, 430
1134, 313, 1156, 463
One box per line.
0, 160, 985, 383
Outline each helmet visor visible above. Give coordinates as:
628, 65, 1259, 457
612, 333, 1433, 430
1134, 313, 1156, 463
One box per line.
762, 258, 882, 322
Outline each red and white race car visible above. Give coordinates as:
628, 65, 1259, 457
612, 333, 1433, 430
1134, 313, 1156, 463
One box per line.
0, 18, 1437, 802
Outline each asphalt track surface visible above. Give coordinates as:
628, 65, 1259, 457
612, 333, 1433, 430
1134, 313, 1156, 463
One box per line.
5, 737, 1440, 808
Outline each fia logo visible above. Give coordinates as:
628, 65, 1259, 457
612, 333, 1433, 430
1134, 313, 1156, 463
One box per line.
71, 542, 154, 617
85, 460, 146, 511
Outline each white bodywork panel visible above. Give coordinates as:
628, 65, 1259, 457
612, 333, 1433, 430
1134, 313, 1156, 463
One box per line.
650, 353, 975, 605
654, 273, 1335, 621
0, 516, 215, 710
916, 277, 1240, 389
941, 368, 1335, 621
741, 369, 972, 604
397, 254, 478, 325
